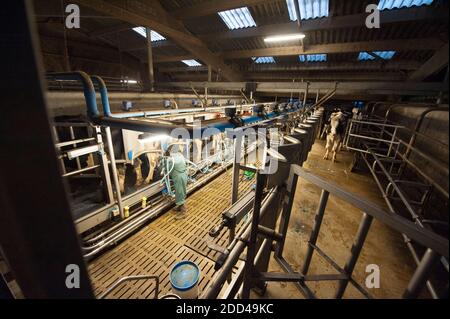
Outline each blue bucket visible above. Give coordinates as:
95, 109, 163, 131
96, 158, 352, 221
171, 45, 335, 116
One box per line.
169, 261, 200, 299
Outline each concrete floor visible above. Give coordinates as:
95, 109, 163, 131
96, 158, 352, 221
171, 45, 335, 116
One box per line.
257, 139, 416, 299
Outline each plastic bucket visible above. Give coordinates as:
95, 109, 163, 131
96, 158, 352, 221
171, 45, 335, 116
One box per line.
169, 261, 201, 299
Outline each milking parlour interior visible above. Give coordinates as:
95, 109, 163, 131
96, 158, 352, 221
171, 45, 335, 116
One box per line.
0, 0, 449, 304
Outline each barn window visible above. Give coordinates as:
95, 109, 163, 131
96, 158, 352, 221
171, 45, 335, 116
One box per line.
358, 51, 396, 61
299, 54, 327, 62
182, 60, 202, 67
218, 7, 257, 30
253, 57, 276, 64
132, 27, 166, 42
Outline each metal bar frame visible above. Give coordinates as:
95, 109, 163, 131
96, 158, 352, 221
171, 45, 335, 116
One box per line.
269, 165, 448, 299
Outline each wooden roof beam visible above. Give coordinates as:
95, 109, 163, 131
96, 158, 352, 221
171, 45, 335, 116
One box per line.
410, 43, 449, 81
74, 0, 243, 81
221, 39, 445, 59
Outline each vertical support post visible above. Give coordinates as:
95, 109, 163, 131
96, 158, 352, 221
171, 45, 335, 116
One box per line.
231, 134, 243, 204
69, 126, 82, 170
302, 190, 330, 274
275, 170, 299, 258
95, 127, 114, 204
335, 213, 374, 298
208, 65, 212, 82
145, 27, 154, 92
345, 121, 353, 148
303, 82, 310, 107
241, 172, 266, 299
105, 127, 124, 219
403, 248, 440, 299
290, 79, 295, 102
315, 89, 320, 104
61, 1, 70, 72
53, 126, 67, 175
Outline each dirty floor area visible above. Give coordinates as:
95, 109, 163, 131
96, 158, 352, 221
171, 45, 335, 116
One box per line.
256, 139, 416, 299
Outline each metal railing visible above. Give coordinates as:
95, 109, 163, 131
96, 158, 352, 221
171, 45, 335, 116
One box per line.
342, 110, 449, 298
269, 166, 448, 299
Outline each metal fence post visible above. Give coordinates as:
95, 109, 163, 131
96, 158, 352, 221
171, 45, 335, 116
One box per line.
241, 172, 266, 299
403, 248, 440, 299
302, 190, 330, 275
335, 213, 373, 298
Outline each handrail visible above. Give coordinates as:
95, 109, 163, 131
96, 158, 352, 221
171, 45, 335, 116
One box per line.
291, 166, 448, 258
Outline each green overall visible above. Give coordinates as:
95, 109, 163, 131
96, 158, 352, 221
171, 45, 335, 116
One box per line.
169, 153, 188, 206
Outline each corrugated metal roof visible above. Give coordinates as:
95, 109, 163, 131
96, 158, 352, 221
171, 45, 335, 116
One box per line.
378, 0, 434, 11
287, 0, 329, 21
218, 7, 257, 30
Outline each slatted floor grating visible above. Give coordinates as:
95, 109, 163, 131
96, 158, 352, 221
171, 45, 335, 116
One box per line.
88, 171, 254, 299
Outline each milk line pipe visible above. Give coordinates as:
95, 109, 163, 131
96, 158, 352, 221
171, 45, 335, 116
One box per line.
92, 75, 277, 118
50, 73, 309, 139
46, 72, 194, 136
46, 71, 99, 118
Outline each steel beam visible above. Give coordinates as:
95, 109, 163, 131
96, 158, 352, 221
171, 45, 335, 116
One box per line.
0, 0, 93, 299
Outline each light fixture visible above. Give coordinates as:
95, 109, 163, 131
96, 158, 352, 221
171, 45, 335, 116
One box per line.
67, 145, 101, 160
121, 79, 138, 84
264, 33, 306, 43
138, 133, 169, 144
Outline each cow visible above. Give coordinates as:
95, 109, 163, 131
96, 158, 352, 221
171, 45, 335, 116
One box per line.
117, 142, 164, 195
323, 110, 346, 163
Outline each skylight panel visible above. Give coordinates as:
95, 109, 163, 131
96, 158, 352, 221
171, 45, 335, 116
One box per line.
378, 0, 433, 11
132, 27, 166, 42
253, 57, 276, 64
182, 59, 202, 67
287, 0, 329, 21
218, 7, 257, 30
358, 51, 396, 61
299, 54, 327, 62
